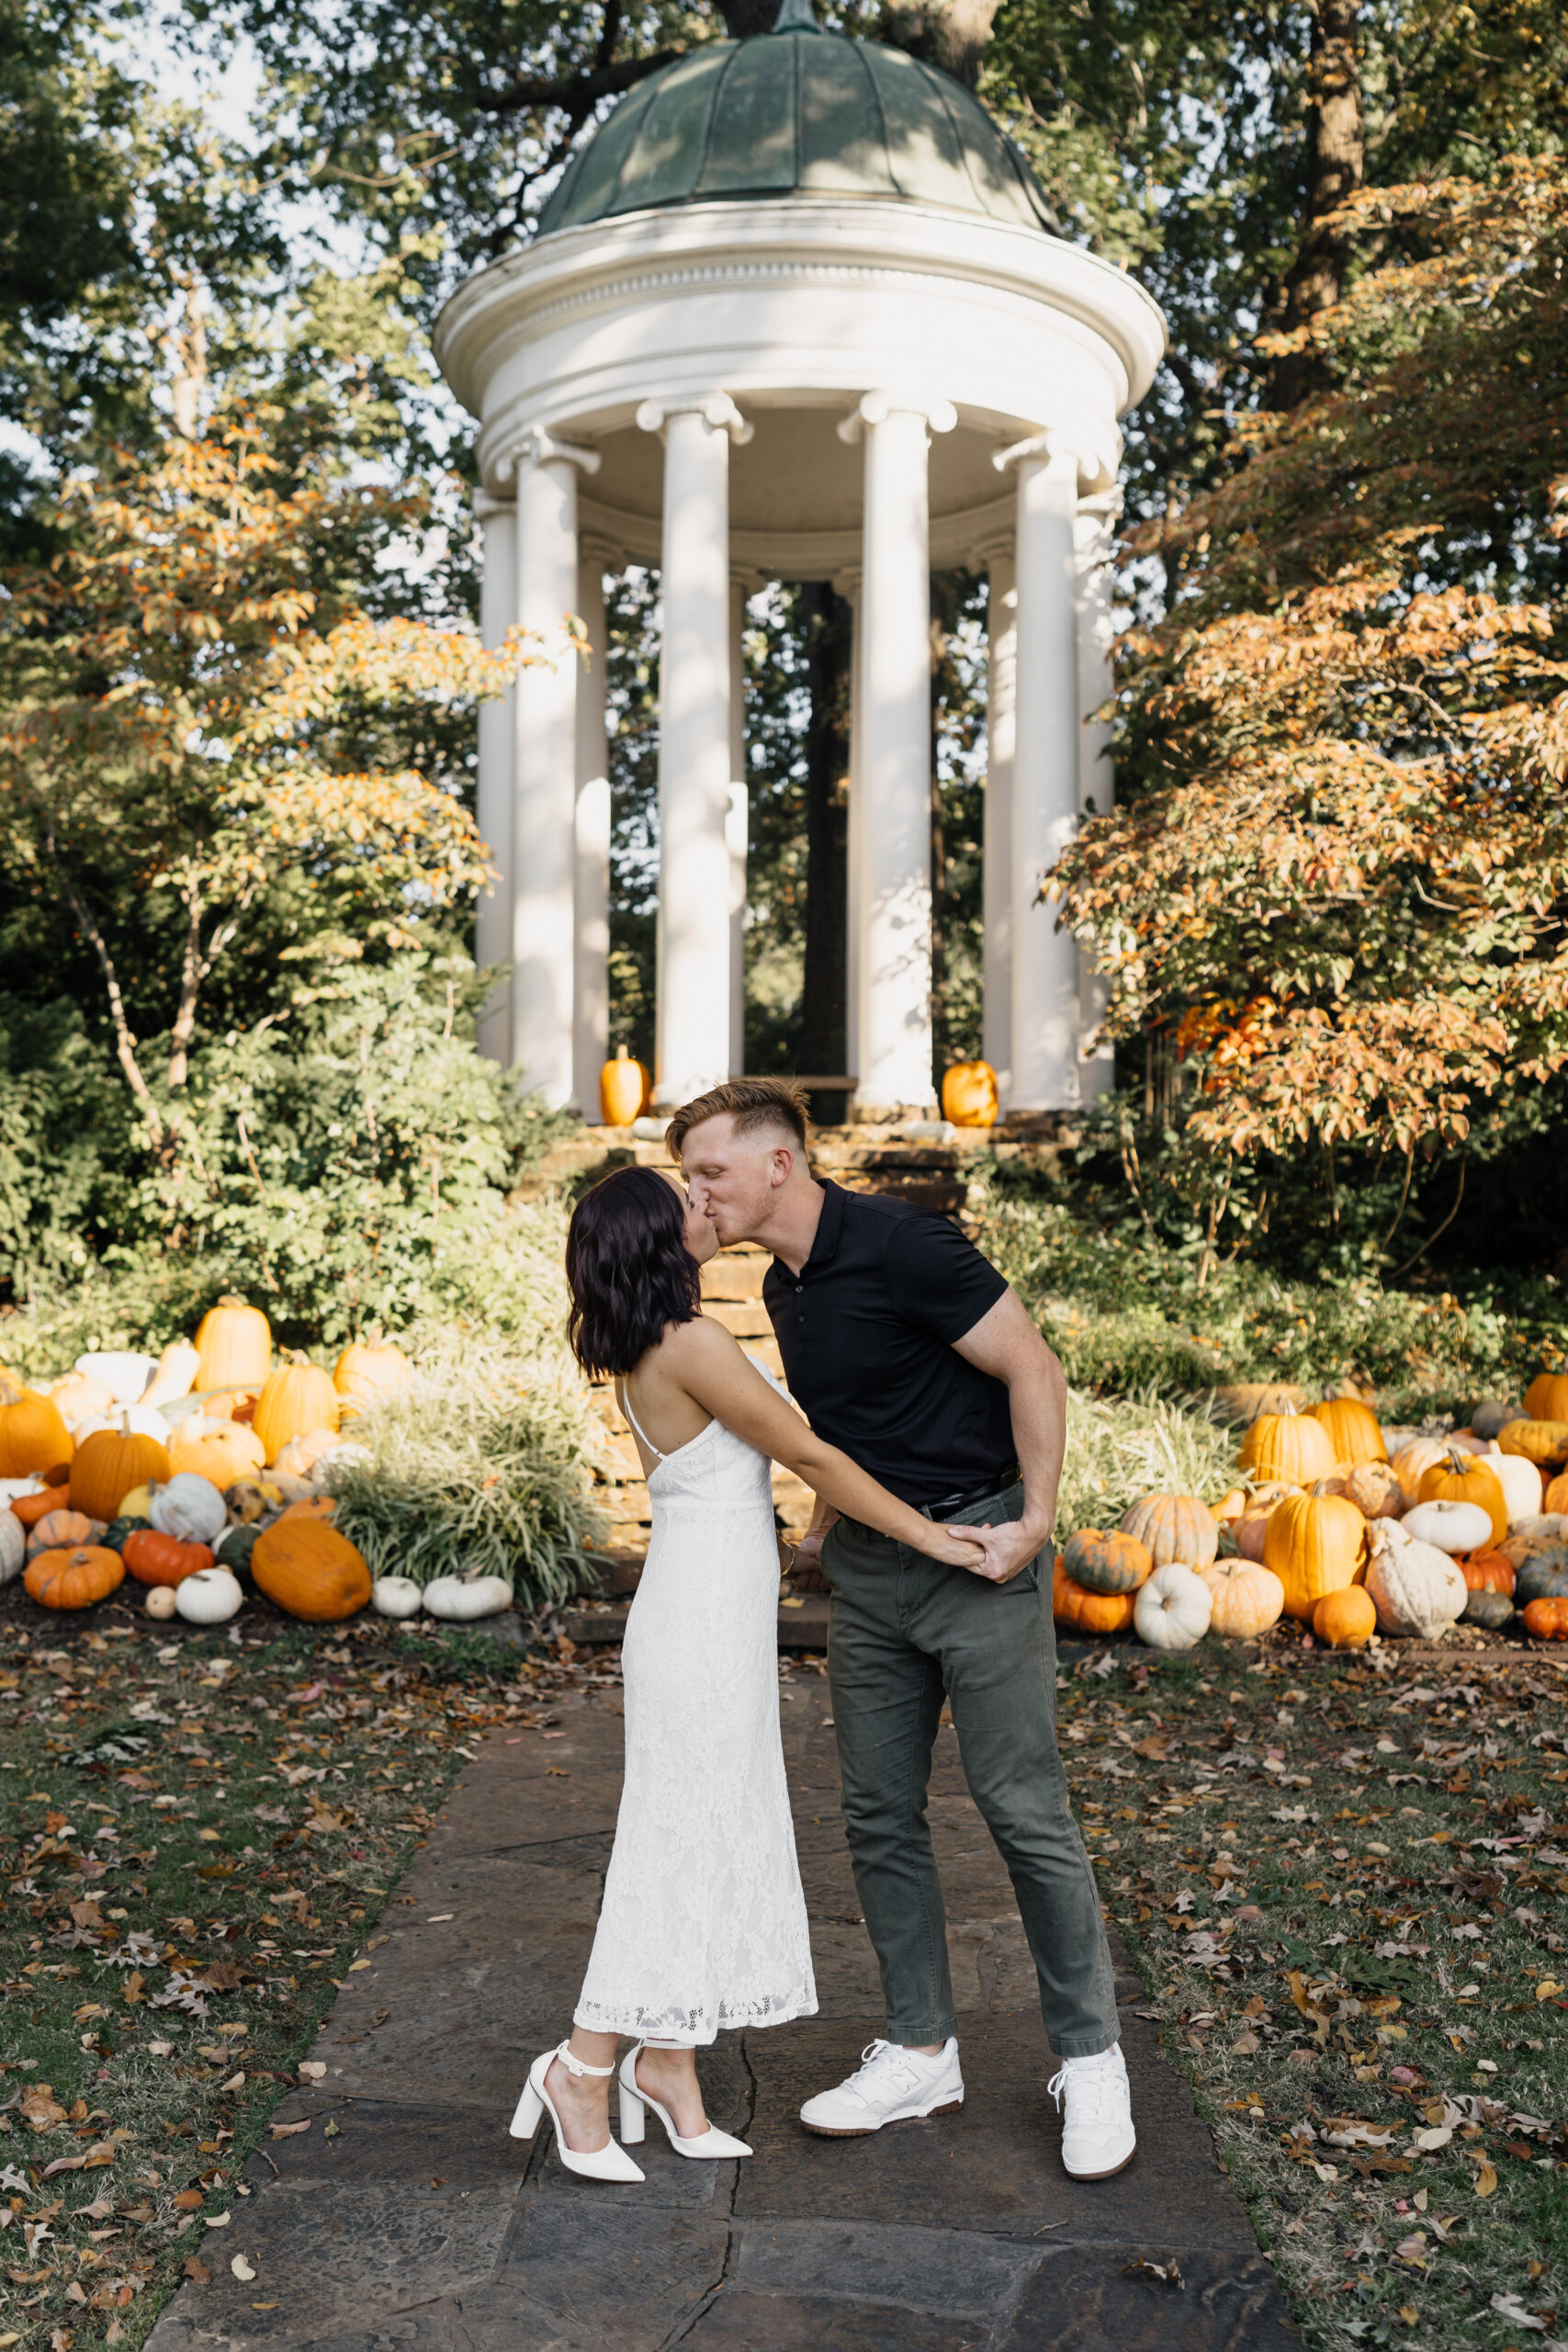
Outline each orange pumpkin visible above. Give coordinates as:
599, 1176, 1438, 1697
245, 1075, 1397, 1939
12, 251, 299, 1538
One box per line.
1389, 1438, 1449, 1507
940, 1059, 998, 1129
274, 1496, 337, 1525
1416, 1448, 1508, 1549
252, 1360, 340, 1467
1238, 1409, 1335, 1487
1544, 1470, 1568, 1516
251, 1518, 370, 1622
70, 1415, 172, 1523
1313, 1586, 1377, 1648
1340, 1459, 1404, 1519
167, 1419, 266, 1490
1119, 1493, 1219, 1571
26, 1507, 100, 1560
0, 1382, 74, 1482
193, 1296, 273, 1393
1264, 1493, 1366, 1621
271, 1428, 344, 1480
600, 1048, 648, 1127
1062, 1528, 1154, 1595
24, 1544, 124, 1610
1199, 1558, 1284, 1638
333, 1340, 412, 1418
1052, 1560, 1135, 1636
1498, 1419, 1568, 1471
121, 1530, 214, 1589
1521, 1596, 1568, 1641
1524, 1373, 1568, 1425
1309, 1394, 1386, 1465
10, 1485, 62, 1529
1462, 1550, 1516, 1597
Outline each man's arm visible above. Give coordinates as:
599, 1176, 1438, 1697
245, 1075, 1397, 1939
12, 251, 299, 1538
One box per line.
950, 1288, 1067, 1585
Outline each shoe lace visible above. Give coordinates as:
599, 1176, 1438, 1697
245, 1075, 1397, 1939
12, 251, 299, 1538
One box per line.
1048, 2054, 1119, 2123
848, 2039, 922, 2099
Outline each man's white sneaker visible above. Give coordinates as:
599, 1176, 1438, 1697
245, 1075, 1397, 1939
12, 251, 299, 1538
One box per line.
799, 2038, 964, 2137
1049, 2043, 1135, 2179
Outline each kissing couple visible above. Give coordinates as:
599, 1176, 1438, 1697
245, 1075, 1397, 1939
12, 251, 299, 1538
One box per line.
512, 1077, 1134, 2184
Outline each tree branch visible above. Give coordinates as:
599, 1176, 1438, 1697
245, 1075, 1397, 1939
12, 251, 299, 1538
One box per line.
473, 45, 688, 120
50, 852, 164, 1150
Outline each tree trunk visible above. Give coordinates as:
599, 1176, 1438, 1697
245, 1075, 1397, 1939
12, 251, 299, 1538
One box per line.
885, 0, 1000, 87
1271, 0, 1363, 407
797, 582, 851, 1119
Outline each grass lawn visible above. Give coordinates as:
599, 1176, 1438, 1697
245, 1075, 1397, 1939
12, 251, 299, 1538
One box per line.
0, 1604, 604, 2350
1062, 1640, 1568, 2352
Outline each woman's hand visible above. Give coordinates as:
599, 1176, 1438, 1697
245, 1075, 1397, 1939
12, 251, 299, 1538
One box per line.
917, 1523, 993, 1569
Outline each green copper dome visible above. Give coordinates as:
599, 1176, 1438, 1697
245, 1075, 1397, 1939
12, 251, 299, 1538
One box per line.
537, 1, 1058, 238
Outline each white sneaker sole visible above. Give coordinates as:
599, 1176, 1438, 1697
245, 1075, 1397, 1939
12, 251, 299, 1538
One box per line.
1063, 2136, 1136, 2181
800, 2092, 964, 2139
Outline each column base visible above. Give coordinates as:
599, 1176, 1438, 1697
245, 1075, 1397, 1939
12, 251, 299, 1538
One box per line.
999, 1107, 1086, 1143
848, 1098, 942, 1126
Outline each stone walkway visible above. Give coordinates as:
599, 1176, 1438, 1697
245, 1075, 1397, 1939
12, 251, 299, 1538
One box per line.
148, 1680, 1300, 2350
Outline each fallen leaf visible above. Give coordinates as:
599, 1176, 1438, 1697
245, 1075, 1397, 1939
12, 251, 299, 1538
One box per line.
1414, 2126, 1453, 2151
182, 2257, 210, 2286
1490, 2290, 1549, 2330
298, 2062, 326, 2082
1122, 2256, 1183, 2287
1473, 2162, 1497, 2196
1535, 1979, 1563, 2001
20, 2086, 67, 2132
231, 2255, 255, 2282
203, 2211, 231, 2230
268, 2120, 310, 2141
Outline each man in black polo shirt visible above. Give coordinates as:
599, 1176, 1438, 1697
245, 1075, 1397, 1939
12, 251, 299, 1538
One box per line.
669, 1077, 1134, 2180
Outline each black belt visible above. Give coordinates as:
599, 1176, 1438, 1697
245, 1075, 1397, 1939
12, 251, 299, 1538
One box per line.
916, 1466, 1021, 1520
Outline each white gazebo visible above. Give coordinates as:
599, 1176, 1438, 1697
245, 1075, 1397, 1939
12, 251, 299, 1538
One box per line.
435, 0, 1165, 1119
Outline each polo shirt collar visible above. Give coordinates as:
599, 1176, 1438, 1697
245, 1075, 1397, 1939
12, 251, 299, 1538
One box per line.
792, 1178, 844, 1278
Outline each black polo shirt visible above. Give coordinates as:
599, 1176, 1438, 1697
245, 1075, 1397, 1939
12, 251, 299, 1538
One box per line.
763, 1180, 1013, 1507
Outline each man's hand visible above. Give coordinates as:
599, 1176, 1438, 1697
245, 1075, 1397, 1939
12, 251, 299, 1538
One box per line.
944, 1518, 1050, 1587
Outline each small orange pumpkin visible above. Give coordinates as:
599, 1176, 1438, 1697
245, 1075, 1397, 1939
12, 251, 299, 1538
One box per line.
167, 1419, 266, 1490
333, 1340, 412, 1418
1521, 1595, 1568, 1641
270, 1428, 344, 1480
1238, 1408, 1335, 1488
600, 1048, 649, 1127
1062, 1528, 1154, 1595
25, 1544, 125, 1610
0, 1381, 74, 1482
1052, 1560, 1134, 1636
70, 1415, 172, 1523
1524, 1372, 1568, 1425
940, 1059, 999, 1129
12, 1485, 62, 1529
251, 1517, 370, 1622
1119, 1493, 1219, 1571
1416, 1448, 1508, 1549
1389, 1438, 1449, 1508
273, 1496, 337, 1525
121, 1529, 214, 1589
26, 1507, 100, 1560
1199, 1558, 1284, 1638
1544, 1469, 1568, 1515
253, 1360, 340, 1467
1340, 1459, 1404, 1520
1462, 1551, 1516, 1597
1313, 1585, 1377, 1648
1309, 1394, 1386, 1466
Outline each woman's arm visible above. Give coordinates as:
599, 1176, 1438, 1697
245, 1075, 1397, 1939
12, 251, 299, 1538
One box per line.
661, 1318, 985, 1567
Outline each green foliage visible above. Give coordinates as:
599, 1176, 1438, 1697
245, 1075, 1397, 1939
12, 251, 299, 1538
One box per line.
326, 1323, 605, 1605
1055, 1386, 1238, 1544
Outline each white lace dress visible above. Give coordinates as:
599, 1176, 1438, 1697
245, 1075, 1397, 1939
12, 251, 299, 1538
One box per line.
572, 1365, 818, 2046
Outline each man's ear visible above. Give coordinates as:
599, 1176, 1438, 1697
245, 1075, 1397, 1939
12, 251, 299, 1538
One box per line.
770, 1146, 794, 1189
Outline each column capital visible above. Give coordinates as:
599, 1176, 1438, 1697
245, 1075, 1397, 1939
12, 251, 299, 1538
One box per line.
836, 390, 956, 445
969, 530, 1016, 571
580, 530, 622, 572
636, 392, 753, 445
829, 564, 862, 602
992, 430, 1092, 484
497, 428, 602, 483
474, 488, 515, 524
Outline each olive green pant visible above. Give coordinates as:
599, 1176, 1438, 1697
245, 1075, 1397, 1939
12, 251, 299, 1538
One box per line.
821, 1484, 1119, 2056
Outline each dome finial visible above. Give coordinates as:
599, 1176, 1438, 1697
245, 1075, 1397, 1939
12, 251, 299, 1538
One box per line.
770, 0, 820, 29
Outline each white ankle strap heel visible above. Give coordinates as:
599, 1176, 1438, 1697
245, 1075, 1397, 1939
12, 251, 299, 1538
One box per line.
511, 2041, 645, 2183
618, 2041, 752, 2159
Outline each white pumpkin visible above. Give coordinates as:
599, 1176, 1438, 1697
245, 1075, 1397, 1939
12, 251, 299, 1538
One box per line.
372, 1575, 423, 1620
174, 1566, 244, 1625
1364, 1521, 1467, 1639
1198, 1557, 1285, 1638
1133, 1563, 1213, 1651
1511, 1513, 1565, 1540
51, 1373, 115, 1429
423, 1574, 515, 1622
143, 1585, 178, 1620
0, 1476, 43, 1505
75, 1351, 160, 1405
1401, 1498, 1494, 1555
1483, 1445, 1545, 1528
148, 1472, 228, 1546
73, 1402, 172, 1444
0, 1510, 24, 1588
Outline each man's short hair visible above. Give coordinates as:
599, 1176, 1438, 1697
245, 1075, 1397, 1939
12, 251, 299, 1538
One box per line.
666, 1077, 809, 1160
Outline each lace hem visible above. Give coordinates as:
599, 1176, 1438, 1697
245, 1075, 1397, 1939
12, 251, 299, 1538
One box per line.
572, 1984, 818, 2048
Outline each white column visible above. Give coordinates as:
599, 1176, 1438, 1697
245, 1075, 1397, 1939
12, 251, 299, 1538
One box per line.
727, 578, 749, 1078
833, 567, 863, 1095
573, 540, 613, 1117
637, 394, 750, 1107
474, 491, 516, 1065
980, 543, 1016, 1097
839, 393, 954, 1120
997, 436, 1083, 1115
1075, 495, 1120, 1103
510, 428, 600, 1108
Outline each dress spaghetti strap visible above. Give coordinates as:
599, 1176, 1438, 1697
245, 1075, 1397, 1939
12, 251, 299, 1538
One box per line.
619, 1381, 666, 1462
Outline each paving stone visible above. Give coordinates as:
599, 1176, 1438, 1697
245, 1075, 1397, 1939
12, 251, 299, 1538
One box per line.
486, 2196, 729, 2347
996, 2245, 1301, 2349
734, 2218, 1040, 2318
680, 2290, 994, 2349
245, 2097, 527, 2192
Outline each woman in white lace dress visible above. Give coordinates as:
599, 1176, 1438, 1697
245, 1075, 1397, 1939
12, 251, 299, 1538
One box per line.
512, 1164, 987, 2183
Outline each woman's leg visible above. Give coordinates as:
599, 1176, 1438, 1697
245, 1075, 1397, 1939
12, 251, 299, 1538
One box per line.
634, 2041, 706, 2138
547, 2028, 619, 2152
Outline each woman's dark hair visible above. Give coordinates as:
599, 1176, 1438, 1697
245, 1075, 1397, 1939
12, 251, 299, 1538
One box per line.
566, 1164, 703, 1378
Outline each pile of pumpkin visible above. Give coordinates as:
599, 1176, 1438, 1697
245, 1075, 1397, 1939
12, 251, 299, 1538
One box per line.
0, 1300, 512, 1628
1053, 1376, 1568, 1653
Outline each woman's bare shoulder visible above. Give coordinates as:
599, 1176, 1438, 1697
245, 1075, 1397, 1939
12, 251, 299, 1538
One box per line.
655, 1312, 743, 1371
